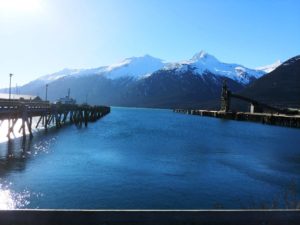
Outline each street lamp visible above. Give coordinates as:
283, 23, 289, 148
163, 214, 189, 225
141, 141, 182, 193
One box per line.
45, 84, 49, 101
9, 73, 13, 100
8, 73, 13, 137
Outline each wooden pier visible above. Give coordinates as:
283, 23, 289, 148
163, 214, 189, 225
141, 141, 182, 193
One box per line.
0, 99, 110, 139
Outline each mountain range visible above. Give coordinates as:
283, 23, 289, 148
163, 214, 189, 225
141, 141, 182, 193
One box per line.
2, 50, 298, 110
241, 55, 300, 108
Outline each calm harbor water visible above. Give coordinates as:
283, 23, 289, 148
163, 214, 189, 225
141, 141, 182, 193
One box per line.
0, 107, 299, 209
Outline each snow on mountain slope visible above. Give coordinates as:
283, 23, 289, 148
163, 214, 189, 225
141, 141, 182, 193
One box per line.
37, 55, 165, 83
37, 68, 82, 83
103, 54, 165, 80
256, 60, 281, 73
37, 67, 110, 83
35, 51, 275, 86
164, 51, 265, 84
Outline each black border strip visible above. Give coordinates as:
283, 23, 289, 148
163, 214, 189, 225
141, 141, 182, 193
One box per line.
0, 209, 299, 225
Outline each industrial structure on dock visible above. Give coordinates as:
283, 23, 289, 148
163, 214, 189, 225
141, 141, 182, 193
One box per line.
174, 82, 300, 128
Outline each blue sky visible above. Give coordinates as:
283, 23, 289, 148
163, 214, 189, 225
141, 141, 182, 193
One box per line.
0, 0, 299, 87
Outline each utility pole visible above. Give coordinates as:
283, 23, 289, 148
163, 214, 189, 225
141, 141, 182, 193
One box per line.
8, 73, 13, 139
45, 84, 49, 101
9, 73, 13, 100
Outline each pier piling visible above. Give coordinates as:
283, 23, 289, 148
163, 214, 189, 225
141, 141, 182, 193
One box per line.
0, 100, 110, 139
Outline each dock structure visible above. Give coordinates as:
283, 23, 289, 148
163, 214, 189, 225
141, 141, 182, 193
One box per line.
0, 99, 110, 139
174, 109, 300, 128
220, 81, 296, 115
174, 82, 300, 128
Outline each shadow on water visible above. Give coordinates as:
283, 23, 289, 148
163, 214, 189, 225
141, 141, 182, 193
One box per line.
0, 138, 30, 177
0, 125, 72, 178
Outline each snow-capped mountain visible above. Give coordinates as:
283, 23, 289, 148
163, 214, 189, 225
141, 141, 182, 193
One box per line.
7, 50, 290, 109
164, 51, 265, 84
37, 55, 165, 83
36, 51, 268, 85
38, 68, 83, 83
104, 55, 165, 80
256, 60, 281, 73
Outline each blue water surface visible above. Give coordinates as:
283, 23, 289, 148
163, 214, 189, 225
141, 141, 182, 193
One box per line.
0, 107, 299, 209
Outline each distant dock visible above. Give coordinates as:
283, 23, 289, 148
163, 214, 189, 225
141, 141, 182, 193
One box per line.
174, 81, 300, 129
173, 109, 300, 129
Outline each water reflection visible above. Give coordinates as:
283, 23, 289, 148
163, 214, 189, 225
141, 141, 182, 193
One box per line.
0, 137, 40, 209
0, 139, 30, 177
0, 126, 60, 209
0, 129, 60, 177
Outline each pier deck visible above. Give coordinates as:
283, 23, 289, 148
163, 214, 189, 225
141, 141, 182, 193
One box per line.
0, 99, 110, 138
174, 109, 300, 128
